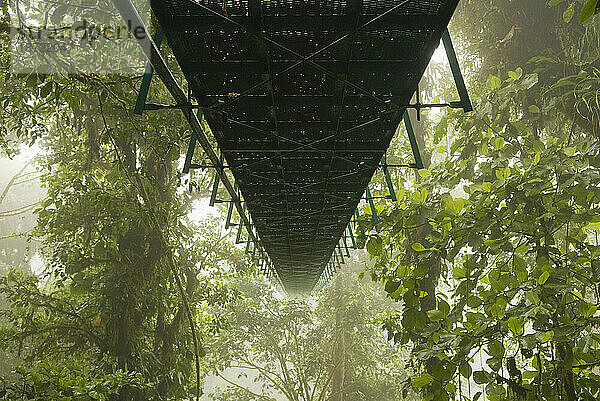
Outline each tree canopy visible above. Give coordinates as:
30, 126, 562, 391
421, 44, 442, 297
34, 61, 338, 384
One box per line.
358, 2, 600, 400
1, 1, 599, 401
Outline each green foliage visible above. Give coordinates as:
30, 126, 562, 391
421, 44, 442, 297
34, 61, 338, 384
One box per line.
0, 31, 247, 400
0, 359, 152, 400
208, 267, 417, 401
367, 92, 600, 401
360, 7, 600, 398
580, 0, 600, 23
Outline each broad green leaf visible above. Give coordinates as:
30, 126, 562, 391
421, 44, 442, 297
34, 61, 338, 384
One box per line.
513, 256, 528, 282
528, 105, 540, 113
26, 73, 37, 88
397, 187, 405, 201
412, 373, 434, 388
445, 383, 457, 394
563, 2, 575, 23
418, 169, 431, 178
412, 242, 426, 252
508, 317, 524, 335
488, 75, 502, 89
580, 0, 600, 23
526, 291, 540, 305
516, 244, 530, 255
481, 143, 489, 155
413, 265, 429, 278
420, 188, 428, 203
427, 309, 445, 322
467, 296, 483, 308
473, 371, 492, 384
459, 362, 472, 379
396, 265, 409, 278
488, 340, 505, 357
453, 265, 466, 279
522, 73, 539, 89
40, 82, 53, 98
385, 280, 401, 294
491, 298, 507, 319
438, 299, 450, 317
366, 236, 383, 256
585, 222, 600, 231
549, 0, 565, 5
486, 382, 505, 396
508, 68, 523, 80
538, 271, 550, 285
579, 301, 597, 318
541, 330, 554, 343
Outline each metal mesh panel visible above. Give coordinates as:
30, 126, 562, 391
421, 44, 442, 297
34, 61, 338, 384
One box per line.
152, 0, 459, 294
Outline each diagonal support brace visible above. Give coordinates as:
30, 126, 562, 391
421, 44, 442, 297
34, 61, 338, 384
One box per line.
110, 0, 286, 293
381, 153, 397, 201
209, 152, 224, 207
365, 186, 378, 224
134, 30, 163, 115
442, 29, 473, 113
403, 111, 424, 170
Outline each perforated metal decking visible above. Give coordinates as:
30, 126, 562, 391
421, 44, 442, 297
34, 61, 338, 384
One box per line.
141, 0, 461, 295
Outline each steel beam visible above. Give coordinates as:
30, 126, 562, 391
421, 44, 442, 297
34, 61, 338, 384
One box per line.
236, 203, 247, 244
441, 29, 473, 113
134, 29, 163, 115
111, 0, 284, 291
382, 154, 397, 201
182, 60, 418, 75
403, 111, 424, 170
168, 14, 444, 32
225, 181, 237, 229
365, 186, 378, 223
209, 152, 223, 207
193, 0, 414, 109
182, 111, 199, 174
348, 224, 357, 248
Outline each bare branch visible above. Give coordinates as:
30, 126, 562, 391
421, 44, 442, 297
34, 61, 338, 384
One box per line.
0, 158, 34, 206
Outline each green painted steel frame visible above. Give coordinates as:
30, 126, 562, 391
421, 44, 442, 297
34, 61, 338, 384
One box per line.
117, 0, 466, 294
442, 29, 473, 113
134, 30, 164, 116
111, 0, 285, 293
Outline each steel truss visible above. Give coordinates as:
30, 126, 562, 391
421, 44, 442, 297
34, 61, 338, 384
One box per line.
114, 0, 469, 294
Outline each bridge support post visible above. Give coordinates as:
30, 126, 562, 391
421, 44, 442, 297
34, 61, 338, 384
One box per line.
209, 152, 224, 207
403, 111, 424, 170
347, 225, 357, 249
442, 29, 473, 113
225, 181, 237, 229
381, 154, 397, 201
134, 29, 163, 115
365, 187, 378, 223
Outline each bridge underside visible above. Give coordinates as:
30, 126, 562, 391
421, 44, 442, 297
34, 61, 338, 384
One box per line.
151, 0, 460, 294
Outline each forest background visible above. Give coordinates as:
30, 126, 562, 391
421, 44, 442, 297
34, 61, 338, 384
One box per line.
1, 0, 600, 400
